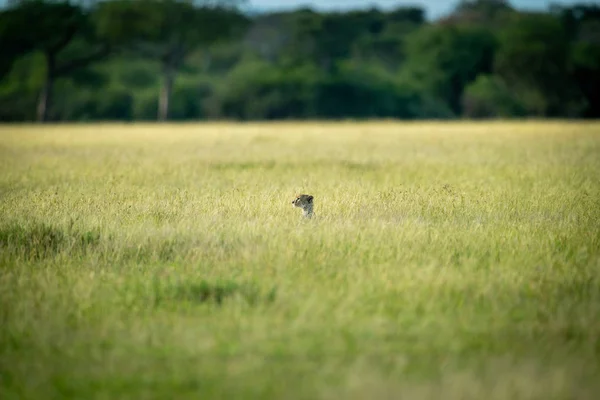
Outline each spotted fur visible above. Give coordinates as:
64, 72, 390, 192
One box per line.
292, 194, 314, 218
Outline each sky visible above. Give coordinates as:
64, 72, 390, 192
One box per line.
246, 0, 588, 19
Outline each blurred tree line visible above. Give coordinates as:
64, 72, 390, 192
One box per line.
1, 0, 599, 122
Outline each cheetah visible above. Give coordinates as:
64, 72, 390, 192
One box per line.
292, 194, 314, 219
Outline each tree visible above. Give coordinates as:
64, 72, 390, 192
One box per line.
554, 4, 600, 117
243, 12, 293, 64
352, 7, 425, 71
280, 7, 425, 75
570, 19, 600, 117
462, 74, 524, 118
454, 0, 512, 20
495, 13, 577, 116
437, 0, 514, 30
0, 0, 109, 122
97, 0, 248, 121
284, 9, 385, 73
0, 6, 35, 79
402, 23, 497, 115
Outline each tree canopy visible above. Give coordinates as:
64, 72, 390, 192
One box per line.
1, 0, 598, 122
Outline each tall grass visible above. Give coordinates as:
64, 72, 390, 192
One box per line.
1, 121, 599, 399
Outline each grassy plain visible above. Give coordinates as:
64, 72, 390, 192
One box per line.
1, 121, 599, 399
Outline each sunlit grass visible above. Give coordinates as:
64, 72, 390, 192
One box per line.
1, 121, 599, 399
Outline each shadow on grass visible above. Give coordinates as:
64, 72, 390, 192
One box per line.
155, 280, 277, 307
0, 222, 101, 261
0, 221, 243, 264
206, 160, 384, 172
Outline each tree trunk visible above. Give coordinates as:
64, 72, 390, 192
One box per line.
158, 64, 175, 122
37, 53, 55, 123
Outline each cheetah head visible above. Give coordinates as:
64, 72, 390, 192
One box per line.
292, 194, 314, 218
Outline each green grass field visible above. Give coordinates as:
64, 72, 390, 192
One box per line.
1, 121, 599, 399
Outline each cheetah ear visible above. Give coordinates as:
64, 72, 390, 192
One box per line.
307, 195, 313, 202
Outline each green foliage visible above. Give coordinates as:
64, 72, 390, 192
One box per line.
403, 24, 497, 116
216, 61, 319, 120
1, 2, 599, 120
97, 0, 248, 54
289, 10, 384, 72
452, 0, 513, 25
0, 1, 85, 65
170, 83, 213, 120
0, 0, 110, 121
462, 75, 525, 118
571, 39, 600, 117
0, 52, 44, 121
48, 78, 133, 121
95, 0, 249, 120
566, 9, 600, 117
282, 7, 424, 73
96, 88, 134, 120
315, 63, 420, 119
133, 93, 158, 120
213, 61, 434, 120
495, 13, 575, 116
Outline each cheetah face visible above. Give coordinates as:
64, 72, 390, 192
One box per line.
292, 194, 314, 209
